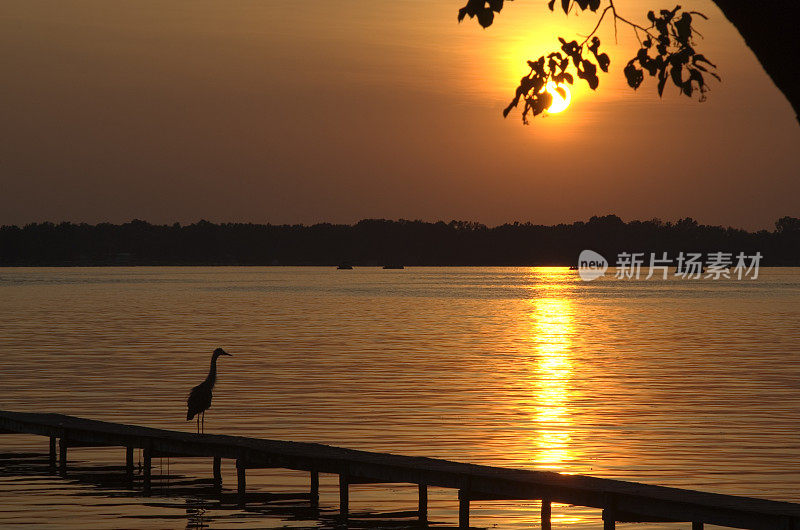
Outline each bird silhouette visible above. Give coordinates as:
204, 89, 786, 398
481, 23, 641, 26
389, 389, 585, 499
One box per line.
186, 348, 232, 433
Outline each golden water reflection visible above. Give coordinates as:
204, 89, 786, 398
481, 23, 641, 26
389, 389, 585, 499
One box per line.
527, 270, 577, 469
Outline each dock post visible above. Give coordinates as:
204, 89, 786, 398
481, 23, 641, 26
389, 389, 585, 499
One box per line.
339, 474, 349, 520
142, 447, 152, 496
418, 484, 428, 523
213, 456, 222, 491
692, 523, 704, 530
458, 490, 469, 528
48, 437, 56, 469
58, 438, 67, 476
602, 508, 615, 529
236, 459, 246, 504
541, 497, 552, 530
310, 471, 319, 510
125, 447, 134, 480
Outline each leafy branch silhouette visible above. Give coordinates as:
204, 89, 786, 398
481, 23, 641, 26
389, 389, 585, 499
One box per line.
457, 0, 720, 122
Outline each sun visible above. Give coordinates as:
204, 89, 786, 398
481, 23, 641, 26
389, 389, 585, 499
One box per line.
545, 81, 571, 114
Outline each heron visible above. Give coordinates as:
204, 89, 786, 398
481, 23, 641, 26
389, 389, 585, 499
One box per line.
186, 347, 232, 433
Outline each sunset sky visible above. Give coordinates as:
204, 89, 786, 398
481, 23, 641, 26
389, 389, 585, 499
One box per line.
1, 0, 797, 230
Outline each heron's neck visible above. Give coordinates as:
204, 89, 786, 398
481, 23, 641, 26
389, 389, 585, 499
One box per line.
205, 356, 218, 387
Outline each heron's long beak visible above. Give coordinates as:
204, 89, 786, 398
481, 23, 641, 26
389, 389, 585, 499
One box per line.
222, 352, 232, 356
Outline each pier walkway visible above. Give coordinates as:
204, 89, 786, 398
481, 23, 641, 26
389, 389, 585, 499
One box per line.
2, 410, 799, 529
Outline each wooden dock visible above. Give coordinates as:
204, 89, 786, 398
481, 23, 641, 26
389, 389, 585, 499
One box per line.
2, 410, 799, 529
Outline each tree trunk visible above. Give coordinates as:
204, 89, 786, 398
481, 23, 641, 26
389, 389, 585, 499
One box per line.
712, 1, 800, 122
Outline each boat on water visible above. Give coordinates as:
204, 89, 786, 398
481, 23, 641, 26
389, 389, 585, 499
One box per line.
383, 264, 404, 269
337, 264, 353, 270
568, 265, 579, 270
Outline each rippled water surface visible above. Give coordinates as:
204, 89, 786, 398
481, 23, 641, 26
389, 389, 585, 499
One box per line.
1, 267, 799, 529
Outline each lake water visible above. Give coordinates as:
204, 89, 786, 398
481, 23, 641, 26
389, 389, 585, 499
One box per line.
1, 267, 799, 529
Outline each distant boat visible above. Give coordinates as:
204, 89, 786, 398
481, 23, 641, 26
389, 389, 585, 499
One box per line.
337, 264, 353, 270
568, 265, 579, 270
383, 264, 404, 269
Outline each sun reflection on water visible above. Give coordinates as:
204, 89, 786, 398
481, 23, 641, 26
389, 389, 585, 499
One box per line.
527, 269, 576, 469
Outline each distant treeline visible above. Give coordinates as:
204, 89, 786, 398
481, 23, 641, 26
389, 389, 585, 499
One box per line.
1, 216, 799, 266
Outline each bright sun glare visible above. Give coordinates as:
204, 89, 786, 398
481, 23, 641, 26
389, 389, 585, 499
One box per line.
545, 81, 571, 113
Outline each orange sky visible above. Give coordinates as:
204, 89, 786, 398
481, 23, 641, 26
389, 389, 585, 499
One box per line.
0, 0, 797, 230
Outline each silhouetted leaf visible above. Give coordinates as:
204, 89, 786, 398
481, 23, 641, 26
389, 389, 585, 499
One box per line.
477, 7, 494, 28
661, 7, 679, 22
559, 38, 582, 67
578, 59, 599, 89
671, 65, 683, 88
548, 0, 556, 11
527, 57, 546, 76
532, 91, 553, 116
689, 68, 704, 87
655, 19, 668, 38
675, 13, 692, 45
657, 67, 668, 96
693, 54, 716, 68
624, 62, 644, 89
670, 47, 692, 66
643, 57, 658, 76
554, 71, 574, 84
596, 53, 610, 72
457, 0, 503, 27
561, 0, 570, 14
587, 37, 610, 72
656, 37, 668, 56
588, 0, 600, 11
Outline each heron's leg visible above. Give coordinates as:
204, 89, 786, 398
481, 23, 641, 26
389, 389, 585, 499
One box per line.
201, 412, 205, 434
196, 415, 200, 434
